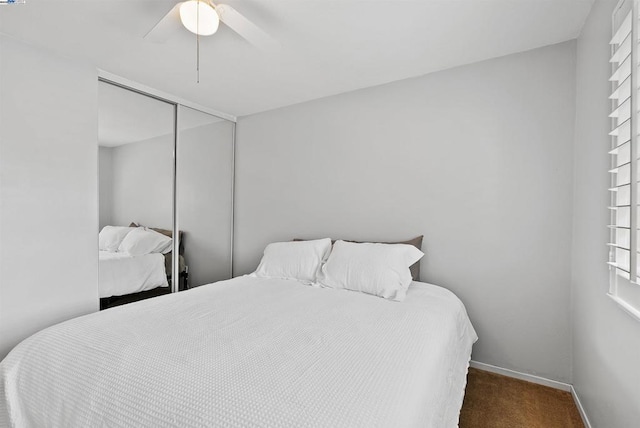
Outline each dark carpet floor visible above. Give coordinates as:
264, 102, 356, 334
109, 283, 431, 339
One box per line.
459, 368, 584, 428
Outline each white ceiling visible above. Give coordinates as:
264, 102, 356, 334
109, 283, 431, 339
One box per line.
1, 0, 593, 118
98, 81, 224, 146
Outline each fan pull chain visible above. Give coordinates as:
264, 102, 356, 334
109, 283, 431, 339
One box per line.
196, 0, 200, 83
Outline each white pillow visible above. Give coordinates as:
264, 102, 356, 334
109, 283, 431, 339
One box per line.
118, 227, 173, 256
317, 240, 424, 301
98, 226, 135, 252
253, 238, 332, 283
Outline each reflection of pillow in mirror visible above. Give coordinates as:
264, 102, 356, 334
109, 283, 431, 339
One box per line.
131, 222, 184, 255
99, 226, 135, 252
118, 228, 172, 256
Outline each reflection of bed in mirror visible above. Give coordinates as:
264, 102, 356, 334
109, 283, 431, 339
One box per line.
99, 251, 167, 296
98, 225, 188, 310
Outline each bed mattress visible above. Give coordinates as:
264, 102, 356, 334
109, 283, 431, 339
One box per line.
0, 277, 477, 427
98, 250, 168, 298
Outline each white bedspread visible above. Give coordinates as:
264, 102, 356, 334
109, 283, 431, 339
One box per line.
0, 277, 477, 428
99, 250, 168, 298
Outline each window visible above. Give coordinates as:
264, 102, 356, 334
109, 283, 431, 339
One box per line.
609, 0, 640, 319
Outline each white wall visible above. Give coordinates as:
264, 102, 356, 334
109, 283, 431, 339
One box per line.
98, 146, 113, 229
572, 1, 640, 426
109, 135, 174, 230
0, 35, 99, 359
235, 41, 577, 382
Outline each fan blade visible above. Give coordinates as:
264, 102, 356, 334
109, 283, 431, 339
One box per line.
144, 3, 184, 43
215, 4, 278, 51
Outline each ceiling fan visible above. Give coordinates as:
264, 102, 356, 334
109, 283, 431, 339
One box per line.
144, 0, 276, 51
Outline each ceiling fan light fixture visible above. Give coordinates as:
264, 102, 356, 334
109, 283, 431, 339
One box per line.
179, 0, 219, 36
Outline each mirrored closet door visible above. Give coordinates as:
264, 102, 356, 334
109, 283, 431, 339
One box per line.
98, 80, 177, 309
175, 106, 235, 289
97, 80, 235, 309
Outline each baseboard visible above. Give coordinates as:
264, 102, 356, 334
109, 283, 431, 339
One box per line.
469, 360, 592, 427
469, 360, 571, 391
570, 386, 593, 428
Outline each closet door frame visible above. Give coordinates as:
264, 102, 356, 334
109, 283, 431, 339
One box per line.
98, 74, 237, 293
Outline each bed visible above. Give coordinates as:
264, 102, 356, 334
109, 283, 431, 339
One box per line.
0, 276, 477, 427
98, 250, 169, 298
98, 225, 188, 309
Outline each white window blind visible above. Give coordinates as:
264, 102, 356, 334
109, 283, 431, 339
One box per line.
609, 0, 640, 319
